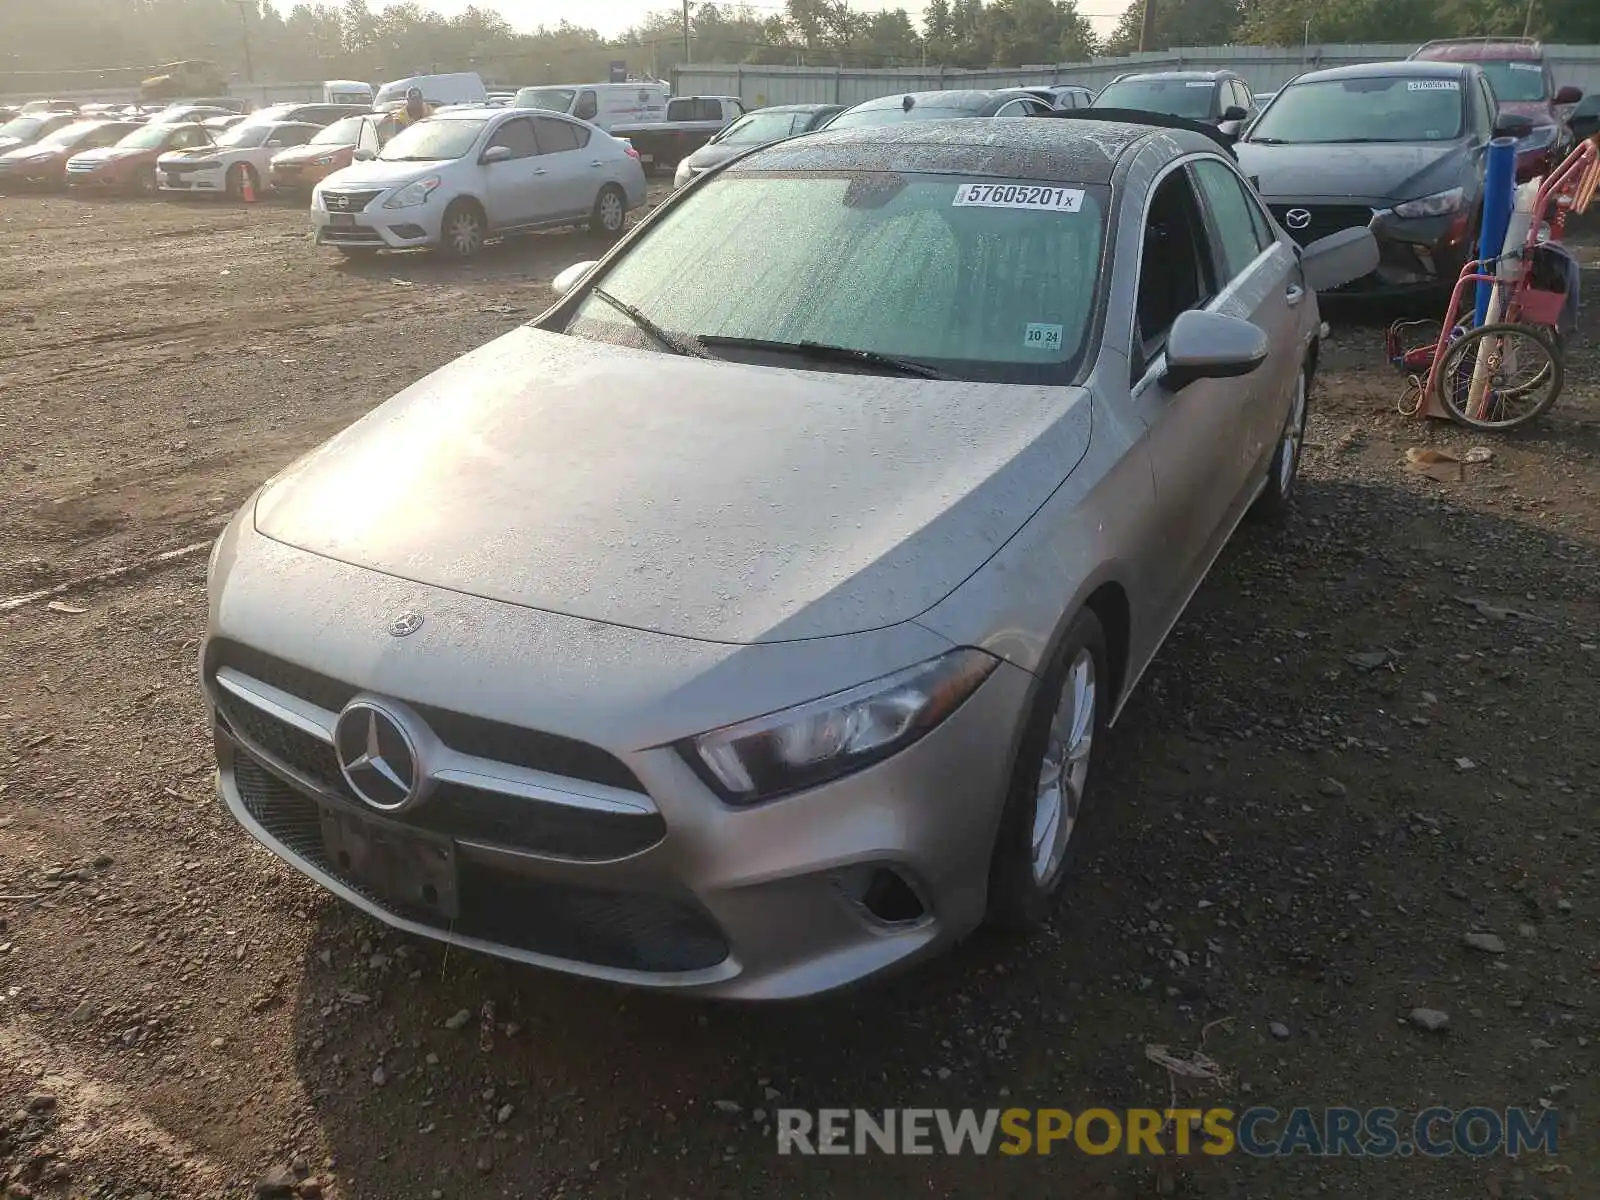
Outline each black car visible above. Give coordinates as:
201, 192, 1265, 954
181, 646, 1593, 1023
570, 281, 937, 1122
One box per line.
826, 89, 1053, 131
1022, 84, 1096, 110
1570, 91, 1600, 142
673, 103, 844, 186
1237, 60, 1523, 297
1093, 70, 1259, 136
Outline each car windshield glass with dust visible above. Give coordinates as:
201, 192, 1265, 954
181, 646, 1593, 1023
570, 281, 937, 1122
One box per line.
565, 171, 1107, 383
0, 117, 51, 140
1477, 60, 1546, 102
515, 87, 576, 112
1094, 79, 1218, 119
717, 112, 799, 145
380, 119, 486, 161
313, 116, 366, 145
216, 124, 271, 149
35, 121, 102, 149
117, 124, 192, 150
1249, 76, 1466, 143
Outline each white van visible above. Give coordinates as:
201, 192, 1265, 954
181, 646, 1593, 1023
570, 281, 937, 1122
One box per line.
512, 82, 668, 130
324, 80, 374, 106
374, 72, 488, 110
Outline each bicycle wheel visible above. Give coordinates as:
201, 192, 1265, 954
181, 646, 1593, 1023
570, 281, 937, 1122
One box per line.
1432, 322, 1562, 431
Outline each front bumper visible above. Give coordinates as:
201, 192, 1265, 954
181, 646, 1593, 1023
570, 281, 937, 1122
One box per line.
204, 535, 1030, 999
311, 197, 438, 250
159, 164, 227, 193
0, 161, 60, 186
1268, 199, 1473, 296
64, 166, 130, 189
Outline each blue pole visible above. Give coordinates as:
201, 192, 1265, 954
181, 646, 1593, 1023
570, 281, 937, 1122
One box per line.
1476, 137, 1517, 326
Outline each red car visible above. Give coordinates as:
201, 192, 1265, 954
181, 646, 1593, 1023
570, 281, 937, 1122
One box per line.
0, 120, 144, 189
1409, 38, 1584, 180
64, 121, 213, 193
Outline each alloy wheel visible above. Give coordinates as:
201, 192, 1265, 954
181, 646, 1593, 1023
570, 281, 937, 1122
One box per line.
1030, 648, 1096, 887
1279, 370, 1307, 498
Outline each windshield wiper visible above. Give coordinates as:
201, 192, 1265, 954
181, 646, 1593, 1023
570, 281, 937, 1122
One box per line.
589, 287, 707, 358
697, 335, 951, 379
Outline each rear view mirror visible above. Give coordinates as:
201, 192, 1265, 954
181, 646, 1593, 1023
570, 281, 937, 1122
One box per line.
1299, 226, 1379, 293
1494, 112, 1535, 138
552, 260, 598, 297
1163, 310, 1268, 390
1554, 84, 1583, 106
482, 144, 511, 164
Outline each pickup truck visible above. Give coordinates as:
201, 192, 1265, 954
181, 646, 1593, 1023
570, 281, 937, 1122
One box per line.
614, 96, 745, 171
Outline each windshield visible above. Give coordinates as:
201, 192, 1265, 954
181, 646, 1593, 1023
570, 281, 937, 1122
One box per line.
1250, 77, 1465, 143
216, 124, 269, 148
1478, 60, 1547, 102
35, 121, 100, 149
515, 87, 575, 112
0, 117, 48, 139
379, 118, 485, 161
565, 172, 1107, 382
313, 116, 366, 144
117, 124, 185, 149
1094, 79, 1218, 119
717, 111, 798, 145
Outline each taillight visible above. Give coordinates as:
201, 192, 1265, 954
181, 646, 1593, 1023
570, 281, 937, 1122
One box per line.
625, 144, 640, 161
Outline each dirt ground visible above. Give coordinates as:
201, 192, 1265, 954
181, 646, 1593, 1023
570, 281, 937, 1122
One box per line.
0, 190, 1596, 1200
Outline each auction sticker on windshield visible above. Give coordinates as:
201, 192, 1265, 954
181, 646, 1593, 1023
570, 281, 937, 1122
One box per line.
1407, 80, 1460, 91
953, 183, 1084, 212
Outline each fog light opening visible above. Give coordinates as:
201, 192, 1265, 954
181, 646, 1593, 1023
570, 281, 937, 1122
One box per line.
841, 866, 927, 925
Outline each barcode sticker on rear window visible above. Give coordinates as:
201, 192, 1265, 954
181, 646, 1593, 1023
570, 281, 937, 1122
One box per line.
1408, 80, 1460, 91
1508, 62, 1541, 71
953, 183, 1084, 212
1186, 81, 1213, 87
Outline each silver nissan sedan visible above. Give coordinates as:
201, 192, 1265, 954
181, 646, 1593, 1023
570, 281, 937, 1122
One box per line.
202, 115, 1374, 999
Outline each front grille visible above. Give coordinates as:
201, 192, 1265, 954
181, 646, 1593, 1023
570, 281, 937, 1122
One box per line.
214, 689, 665, 861
211, 640, 645, 793
233, 756, 725, 973
1271, 204, 1374, 248
323, 189, 382, 213
164, 161, 214, 175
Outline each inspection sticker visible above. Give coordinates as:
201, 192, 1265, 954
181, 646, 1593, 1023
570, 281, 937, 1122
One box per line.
1407, 79, 1460, 91
1023, 323, 1064, 351
1186, 80, 1213, 87
1508, 61, 1541, 71
953, 183, 1084, 212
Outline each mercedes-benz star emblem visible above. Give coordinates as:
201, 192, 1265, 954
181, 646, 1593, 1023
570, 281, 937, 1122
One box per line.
334, 700, 429, 812
390, 611, 424, 638
1285, 208, 1312, 231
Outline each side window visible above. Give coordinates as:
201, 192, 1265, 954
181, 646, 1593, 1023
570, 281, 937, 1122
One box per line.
1234, 81, 1253, 112
574, 91, 598, 122
995, 99, 1029, 116
490, 117, 540, 159
1192, 158, 1271, 281
1133, 168, 1217, 377
531, 116, 583, 154
275, 126, 311, 147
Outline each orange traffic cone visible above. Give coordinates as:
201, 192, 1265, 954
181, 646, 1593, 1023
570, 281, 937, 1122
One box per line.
239, 171, 257, 204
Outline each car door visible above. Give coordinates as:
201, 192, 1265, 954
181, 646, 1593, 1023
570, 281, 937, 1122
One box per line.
530, 115, 592, 220
1125, 162, 1260, 618
1189, 155, 1301, 480
480, 116, 544, 228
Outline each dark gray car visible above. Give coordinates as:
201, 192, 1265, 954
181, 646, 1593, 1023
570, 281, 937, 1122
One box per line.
1094, 70, 1258, 136
673, 103, 843, 188
826, 89, 1053, 130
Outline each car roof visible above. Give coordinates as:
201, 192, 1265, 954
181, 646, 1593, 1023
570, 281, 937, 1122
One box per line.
1295, 60, 1474, 84
754, 103, 840, 114
844, 89, 1029, 112
1412, 37, 1542, 61
1112, 70, 1235, 83
730, 116, 1220, 185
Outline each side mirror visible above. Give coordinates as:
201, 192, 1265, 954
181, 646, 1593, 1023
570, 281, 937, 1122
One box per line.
1494, 112, 1535, 139
1163, 310, 1268, 390
1222, 105, 1248, 122
1554, 84, 1583, 106
482, 144, 512, 164
1218, 119, 1243, 138
552, 260, 599, 297
352, 147, 375, 162
1299, 226, 1379, 293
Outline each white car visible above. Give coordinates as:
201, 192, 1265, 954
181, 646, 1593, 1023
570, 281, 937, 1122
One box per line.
157, 121, 322, 198
311, 107, 647, 258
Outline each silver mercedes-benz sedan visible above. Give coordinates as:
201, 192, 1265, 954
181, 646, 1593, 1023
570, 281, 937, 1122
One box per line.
202, 115, 1374, 999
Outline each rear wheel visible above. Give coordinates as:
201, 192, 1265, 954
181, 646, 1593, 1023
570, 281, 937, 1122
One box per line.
590, 184, 627, 241
438, 199, 486, 259
986, 609, 1107, 929
225, 163, 253, 200
133, 166, 158, 195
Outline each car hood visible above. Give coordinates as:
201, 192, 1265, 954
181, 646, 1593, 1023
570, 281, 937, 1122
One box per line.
685, 141, 749, 172
274, 142, 348, 164
0, 136, 32, 153
158, 146, 225, 162
1238, 140, 1469, 203
318, 158, 441, 191
253, 327, 1092, 645
68, 146, 142, 166
0, 144, 58, 162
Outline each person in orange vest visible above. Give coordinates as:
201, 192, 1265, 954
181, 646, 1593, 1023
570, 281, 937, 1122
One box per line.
400, 87, 431, 126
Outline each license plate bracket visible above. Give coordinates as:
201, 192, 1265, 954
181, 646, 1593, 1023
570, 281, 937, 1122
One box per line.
320, 806, 459, 920
330, 213, 355, 227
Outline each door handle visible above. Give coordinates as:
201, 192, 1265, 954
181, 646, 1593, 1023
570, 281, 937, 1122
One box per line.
1285, 283, 1305, 306
589, 159, 604, 167
532, 167, 547, 175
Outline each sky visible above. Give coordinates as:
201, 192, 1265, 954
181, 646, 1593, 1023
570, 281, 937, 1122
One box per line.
272, 0, 1125, 40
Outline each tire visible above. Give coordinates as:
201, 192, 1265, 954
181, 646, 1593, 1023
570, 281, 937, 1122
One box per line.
986, 608, 1108, 930
1251, 362, 1311, 520
438, 199, 486, 259
225, 163, 257, 201
1432, 322, 1562, 430
133, 166, 158, 196
590, 184, 627, 241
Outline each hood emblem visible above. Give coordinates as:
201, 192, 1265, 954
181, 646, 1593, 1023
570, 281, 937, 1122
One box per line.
1285, 208, 1312, 231
389, 611, 424, 638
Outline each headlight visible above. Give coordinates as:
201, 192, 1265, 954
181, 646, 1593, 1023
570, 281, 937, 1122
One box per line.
1393, 187, 1465, 219
383, 176, 440, 209
311, 155, 336, 166
681, 649, 1000, 805
1517, 124, 1557, 151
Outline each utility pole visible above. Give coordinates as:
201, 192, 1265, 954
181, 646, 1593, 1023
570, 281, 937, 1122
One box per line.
234, 0, 255, 84
682, 0, 693, 63
1522, 0, 1536, 38
1137, 0, 1157, 53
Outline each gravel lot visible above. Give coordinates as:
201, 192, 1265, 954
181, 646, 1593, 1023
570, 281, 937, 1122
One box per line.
0, 191, 1597, 1200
